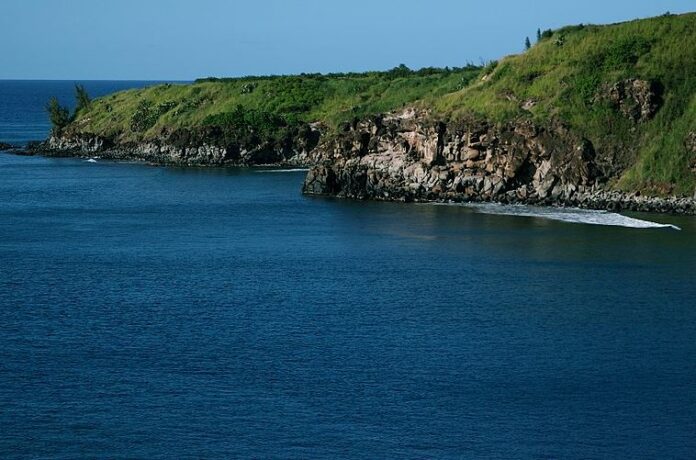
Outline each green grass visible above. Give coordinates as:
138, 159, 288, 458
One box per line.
432, 12, 696, 194
67, 12, 696, 194
70, 66, 482, 141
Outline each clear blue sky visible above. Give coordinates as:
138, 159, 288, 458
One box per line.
1, 0, 693, 80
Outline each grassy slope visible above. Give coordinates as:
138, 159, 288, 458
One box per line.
433, 12, 696, 194
70, 12, 695, 194
73, 67, 481, 139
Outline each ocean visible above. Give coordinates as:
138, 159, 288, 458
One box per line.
1, 81, 695, 459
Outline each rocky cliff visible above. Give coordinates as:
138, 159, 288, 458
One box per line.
302, 108, 696, 214
40, 123, 323, 167
39, 101, 696, 214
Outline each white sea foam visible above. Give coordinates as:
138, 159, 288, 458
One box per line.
437, 203, 681, 230
255, 168, 309, 173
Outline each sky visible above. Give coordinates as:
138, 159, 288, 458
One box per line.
0, 0, 693, 80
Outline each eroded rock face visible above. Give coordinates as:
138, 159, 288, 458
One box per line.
47, 135, 111, 154
303, 109, 599, 205
602, 79, 661, 123
43, 123, 324, 167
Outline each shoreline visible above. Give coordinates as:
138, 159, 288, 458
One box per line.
4, 146, 695, 216
303, 187, 696, 216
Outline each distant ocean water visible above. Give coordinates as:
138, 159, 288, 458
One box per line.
1, 81, 696, 459
0, 80, 174, 145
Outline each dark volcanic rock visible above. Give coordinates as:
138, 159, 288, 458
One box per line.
0, 142, 35, 155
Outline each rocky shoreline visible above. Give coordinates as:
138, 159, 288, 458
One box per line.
29, 133, 320, 168
303, 170, 696, 215
0, 142, 30, 155
10, 107, 696, 216
301, 109, 696, 215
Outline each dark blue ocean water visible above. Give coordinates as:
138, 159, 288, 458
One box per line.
1, 82, 696, 459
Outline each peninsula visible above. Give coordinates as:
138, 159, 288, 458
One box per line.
36, 12, 696, 214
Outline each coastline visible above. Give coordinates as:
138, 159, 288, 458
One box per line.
303, 184, 696, 216
6, 139, 694, 216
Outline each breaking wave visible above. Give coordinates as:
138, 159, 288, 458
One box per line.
447, 203, 681, 230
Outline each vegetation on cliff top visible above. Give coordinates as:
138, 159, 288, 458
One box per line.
67, 65, 482, 138
62, 12, 695, 195
434, 12, 695, 194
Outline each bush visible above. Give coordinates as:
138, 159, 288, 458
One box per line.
75, 84, 92, 114
581, 36, 652, 74
130, 101, 159, 132
46, 97, 70, 135
483, 60, 499, 75
387, 64, 412, 79
572, 73, 602, 106
129, 100, 178, 132
203, 105, 289, 131
540, 29, 554, 40
603, 37, 652, 69
241, 83, 256, 94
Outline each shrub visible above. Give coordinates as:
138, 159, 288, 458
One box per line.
241, 83, 256, 94
46, 97, 70, 135
130, 101, 159, 132
572, 73, 602, 106
74, 84, 92, 114
387, 64, 412, 79
580, 36, 652, 74
483, 60, 499, 75
603, 37, 652, 69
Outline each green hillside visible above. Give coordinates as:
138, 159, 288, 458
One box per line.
66, 66, 482, 139
62, 12, 695, 195
433, 12, 696, 194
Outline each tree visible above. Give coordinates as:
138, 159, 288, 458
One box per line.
388, 64, 412, 78
536, 28, 542, 42
525, 36, 532, 50
74, 84, 92, 113
46, 97, 70, 135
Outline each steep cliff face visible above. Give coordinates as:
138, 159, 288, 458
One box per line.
303, 109, 696, 214
304, 109, 597, 200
